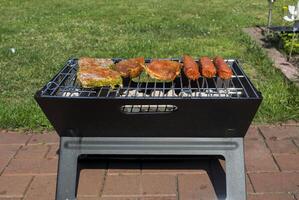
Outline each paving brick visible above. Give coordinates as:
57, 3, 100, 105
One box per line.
0, 145, 20, 172
0, 176, 32, 198
284, 120, 299, 126
46, 144, 59, 159
246, 174, 254, 193
294, 138, 299, 147
108, 160, 141, 175
102, 175, 140, 196
3, 158, 57, 175
77, 198, 102, 200
0, 132, 31, 145
274, 154, 299, 171
15, 145, 49, 159
245, 126, 263, 140
27, 133, 59, 145
77, 168, 105, 197
77, 158, 107, 197
0, 160, 9, 174
140, 198, 177, 200
141, 159, 209, 174
249, 172, 299, 192
259, 126, 299, 140
141, 174, 176, 196
23, 176, 56, 200
209, 159, 226, 196
178, 174, 217, 200
247, 193, 294, 200
245, 140, 278, 172
265, 139, 298, 154
100, 198, 138, 200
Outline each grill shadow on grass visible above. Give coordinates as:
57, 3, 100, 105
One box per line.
75, 155, 226, 199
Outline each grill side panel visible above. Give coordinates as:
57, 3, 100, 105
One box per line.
35, 96, 262, 137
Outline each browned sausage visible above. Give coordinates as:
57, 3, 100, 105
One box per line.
199, 56, 216, 78
213, 56, 233, 80
183, 55, 200, 80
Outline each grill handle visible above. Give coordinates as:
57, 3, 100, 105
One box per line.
120, 105, 178, 115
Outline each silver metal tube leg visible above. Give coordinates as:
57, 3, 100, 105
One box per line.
224, 139, 246, 200
56, 137, 79, 200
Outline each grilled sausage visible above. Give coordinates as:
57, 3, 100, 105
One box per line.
213, 56, 233, 80
199, 57, 216, 78
183, 55, 200, 80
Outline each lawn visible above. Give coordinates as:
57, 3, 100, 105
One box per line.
0, 0, 298, 130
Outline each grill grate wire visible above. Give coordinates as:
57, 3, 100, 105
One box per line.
40, 58, 259, 99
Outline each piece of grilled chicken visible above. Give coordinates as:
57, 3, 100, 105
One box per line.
79, 57, 114, 68
183, 55, 200, 80
77, 57, 122, 88
114, 57, 145, 78
145, 60, 182, 81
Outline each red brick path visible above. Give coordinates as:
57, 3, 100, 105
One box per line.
0, 124, 298, 200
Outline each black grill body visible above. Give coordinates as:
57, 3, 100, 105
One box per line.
35, 58, 262, 137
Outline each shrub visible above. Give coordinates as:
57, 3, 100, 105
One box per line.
280, 33, 299, 54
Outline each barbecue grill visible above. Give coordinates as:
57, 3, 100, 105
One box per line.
35, 58, 262, 200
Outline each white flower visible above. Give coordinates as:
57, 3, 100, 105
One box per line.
10, 48, 16, 53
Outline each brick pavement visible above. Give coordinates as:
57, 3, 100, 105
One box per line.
0, 124, 298, 200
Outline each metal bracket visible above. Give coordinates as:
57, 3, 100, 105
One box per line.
56, 137, 246, 200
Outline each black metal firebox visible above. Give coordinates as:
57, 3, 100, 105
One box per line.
35, 58, 262, 138
35, 58, 262, 200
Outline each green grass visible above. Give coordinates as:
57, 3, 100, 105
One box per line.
0, 0, 299, 130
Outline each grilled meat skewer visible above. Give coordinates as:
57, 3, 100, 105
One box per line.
183, 55, 200, 80
199, 56, 216, 78
213, 56, 233, 80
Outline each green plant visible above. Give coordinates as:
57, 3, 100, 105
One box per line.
280, 33, 299, 54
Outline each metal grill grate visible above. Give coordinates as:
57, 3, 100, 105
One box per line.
40, 58, 260, 99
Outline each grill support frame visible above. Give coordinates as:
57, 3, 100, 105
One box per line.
56, 137, 246, 200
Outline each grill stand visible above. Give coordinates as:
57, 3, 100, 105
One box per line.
56, 137, 246, 200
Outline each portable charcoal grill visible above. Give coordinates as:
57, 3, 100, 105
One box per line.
35, 58, 262, 200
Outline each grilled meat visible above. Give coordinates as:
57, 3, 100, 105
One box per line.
199, 57, 216, 78
213, 56, 233, 80
145, 60, 182, 81
77, 57, 122, 88
79, 57, 114, 68
183, 55, 200, 80
115, 57, 145, 78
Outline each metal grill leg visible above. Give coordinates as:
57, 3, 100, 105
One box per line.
55, 137, 246, 200
223, 139, 246, 200
56, 137, 79, 200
